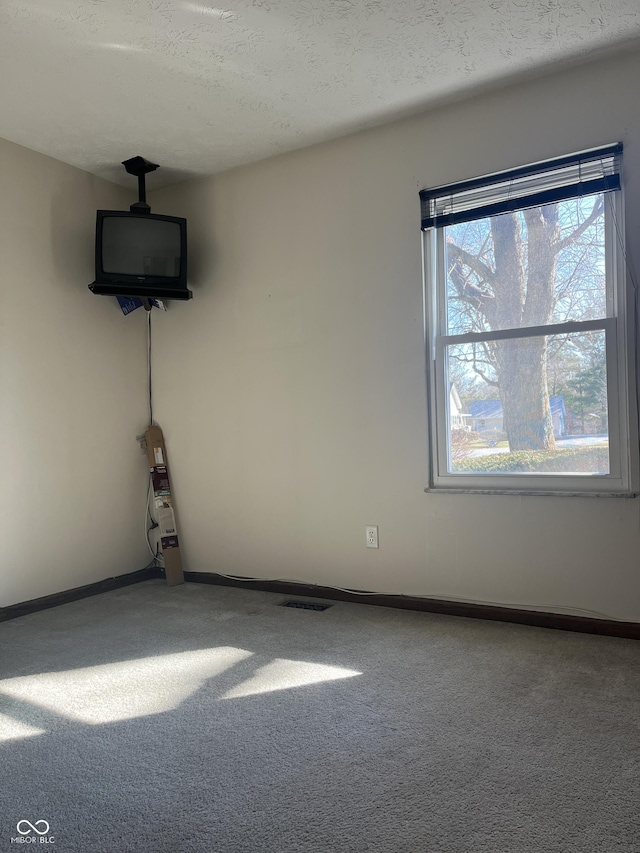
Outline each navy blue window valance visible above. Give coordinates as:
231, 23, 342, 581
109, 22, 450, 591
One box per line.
420, 143, 622, 231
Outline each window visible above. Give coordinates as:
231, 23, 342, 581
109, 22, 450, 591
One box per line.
421, 144, 636, 495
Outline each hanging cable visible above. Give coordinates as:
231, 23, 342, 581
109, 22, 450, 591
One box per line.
147, 307, 153, 426
144, 472, 164, 565
141, 306, 164, 567
145, 475, 158, 560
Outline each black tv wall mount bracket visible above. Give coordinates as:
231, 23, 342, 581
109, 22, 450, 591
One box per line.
122, 156, 159, 214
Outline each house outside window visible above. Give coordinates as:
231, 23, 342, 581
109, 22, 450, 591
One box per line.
421, 144, 637, 495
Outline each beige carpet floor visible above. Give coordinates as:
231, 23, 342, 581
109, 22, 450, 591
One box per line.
0, 580, 638, 852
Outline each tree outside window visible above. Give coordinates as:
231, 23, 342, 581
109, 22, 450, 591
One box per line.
422, 145, 634, 494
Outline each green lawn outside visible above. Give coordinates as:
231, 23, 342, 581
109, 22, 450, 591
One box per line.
453, 446, 610, 473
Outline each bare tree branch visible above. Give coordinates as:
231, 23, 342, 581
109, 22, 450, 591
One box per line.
446, 240, 496, 287
555, 196, 604, 253
447, 253, 496, 328
470, 362, 500, 387
555, 245, 590, 302
471, 342, 499, 387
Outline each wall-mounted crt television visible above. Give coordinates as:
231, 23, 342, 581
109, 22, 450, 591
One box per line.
89, 210, 191, 301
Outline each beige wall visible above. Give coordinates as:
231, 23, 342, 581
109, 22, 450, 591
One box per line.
149, 49, 640, 621
0, 139, 149, 607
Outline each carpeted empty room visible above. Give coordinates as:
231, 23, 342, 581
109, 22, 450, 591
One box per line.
4, 4, 640, 851
1, 581, 638, 852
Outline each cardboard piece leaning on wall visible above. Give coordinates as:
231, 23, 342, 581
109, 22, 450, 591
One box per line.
145, 424, 184, 587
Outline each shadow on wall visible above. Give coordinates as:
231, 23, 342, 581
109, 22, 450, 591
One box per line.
153, 180, 219, 294
184, 217, 211, 292
48, 174, 112, 296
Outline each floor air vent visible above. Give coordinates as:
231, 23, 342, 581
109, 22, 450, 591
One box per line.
280, 600, 333, 611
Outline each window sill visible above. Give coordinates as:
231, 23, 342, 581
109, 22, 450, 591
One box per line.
424, 487, 637, 498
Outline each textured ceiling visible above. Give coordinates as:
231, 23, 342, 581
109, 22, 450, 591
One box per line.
1, 0, 639, 187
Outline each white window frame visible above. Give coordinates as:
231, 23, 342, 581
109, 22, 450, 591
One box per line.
423, 168, 636, 496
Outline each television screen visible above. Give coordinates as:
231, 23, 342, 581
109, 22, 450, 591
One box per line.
89, 210, 191, 301
102, 216, 181, 278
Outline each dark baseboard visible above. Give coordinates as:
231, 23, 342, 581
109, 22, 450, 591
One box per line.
4, 566, 638, 640
184, 571, 640, 640
0, 567, 160, 623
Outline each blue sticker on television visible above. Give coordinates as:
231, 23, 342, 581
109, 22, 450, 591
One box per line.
116, 296, 167, 315
116, 296, 143, 315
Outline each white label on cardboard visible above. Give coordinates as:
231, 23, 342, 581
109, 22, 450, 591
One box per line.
158, 506, 176, 537
154, 446, 165, 465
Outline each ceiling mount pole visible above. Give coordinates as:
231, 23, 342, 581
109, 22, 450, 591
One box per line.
122, 156, 160, 214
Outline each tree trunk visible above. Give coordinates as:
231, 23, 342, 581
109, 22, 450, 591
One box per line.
496, 336, 556, 451
489, 208, 559, 452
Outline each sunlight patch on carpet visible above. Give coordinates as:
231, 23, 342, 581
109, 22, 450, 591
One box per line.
0, 712, 45, 743
220, 658, 362, 699
0, 647, 253, 725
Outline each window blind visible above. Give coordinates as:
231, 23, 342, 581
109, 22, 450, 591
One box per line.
420, 143, 622, 230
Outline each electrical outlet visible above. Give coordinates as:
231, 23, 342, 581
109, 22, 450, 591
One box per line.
365, 525, 379, 549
